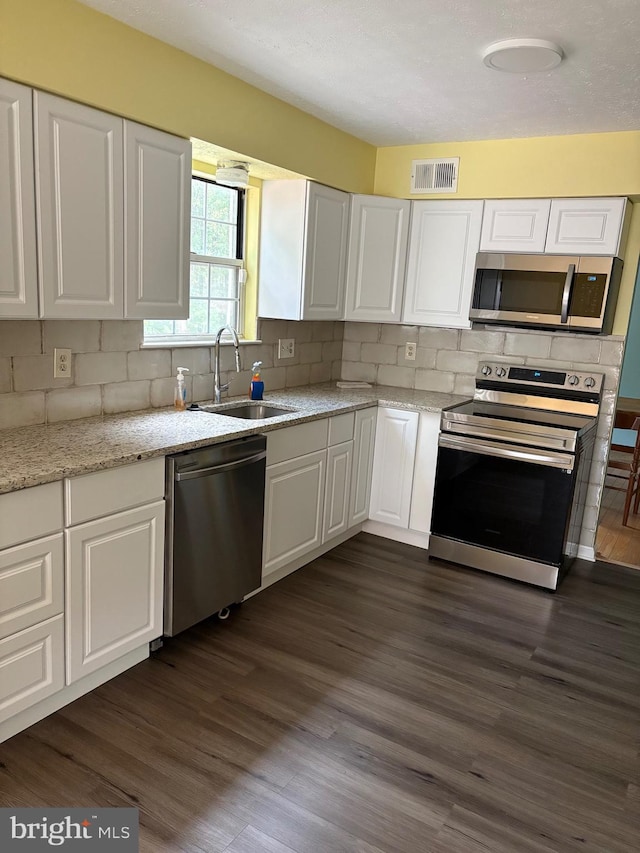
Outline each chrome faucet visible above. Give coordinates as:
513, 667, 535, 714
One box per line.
213, 326, 241, 403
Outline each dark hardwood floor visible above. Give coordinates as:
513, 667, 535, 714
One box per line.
2, 533, 640, 852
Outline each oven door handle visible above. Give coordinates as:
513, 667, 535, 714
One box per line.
561, 263, 576, 324
438, 433, 575, 471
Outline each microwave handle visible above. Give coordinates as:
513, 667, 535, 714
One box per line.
560, 263, 576, 324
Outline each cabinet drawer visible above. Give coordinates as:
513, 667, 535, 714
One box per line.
266, 419, 328, 465
0, 533, 64, 640
0, 615, 64, 724
328, 412, 355, 446
65, 458, 165, 525
0, 482, 63, 550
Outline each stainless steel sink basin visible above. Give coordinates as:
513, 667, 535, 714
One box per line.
199, 403, 295, 420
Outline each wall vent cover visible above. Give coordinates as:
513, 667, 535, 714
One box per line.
411, 158, 459, 193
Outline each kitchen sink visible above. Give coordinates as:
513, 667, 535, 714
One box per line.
198, 403, 295, 419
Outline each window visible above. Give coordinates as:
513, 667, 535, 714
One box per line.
144, 177, 245, 341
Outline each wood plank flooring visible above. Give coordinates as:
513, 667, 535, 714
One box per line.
2, 532, 640, 852
596, 485, 640, 568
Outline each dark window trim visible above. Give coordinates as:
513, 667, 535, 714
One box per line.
191, 175, 245, 260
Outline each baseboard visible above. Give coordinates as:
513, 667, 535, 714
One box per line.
577, 544, 596, 562
362, 520, 431, 550
0, 644, 149, 744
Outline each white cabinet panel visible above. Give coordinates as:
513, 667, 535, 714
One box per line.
545, 198, 629, 255
124, 121, 191, 319
369, 408, 419, 528
323, 441, 353, 542
66, 500, 164, 683
480, 199, 551, 253
263, 450, 326, 577
34, 91, 124, 319
0, 79, 38, 318
345, 195, 410, 322
402, 200, 484, 328
303, 182, 350, 320
0, 534, 64, 640
349, 407, 377, 526
328, 411, 355, 446
0, 481, 64, 551
266, 419, 328, 466
408, 411, 440, 535
0, 615, 64, 724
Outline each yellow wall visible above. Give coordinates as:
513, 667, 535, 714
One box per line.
0, 0, 376, 194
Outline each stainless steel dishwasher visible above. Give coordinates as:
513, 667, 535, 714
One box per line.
164, 435, 266, 636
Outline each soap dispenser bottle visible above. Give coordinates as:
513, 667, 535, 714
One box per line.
174, 367, 190, 410
250, 361, 264, 401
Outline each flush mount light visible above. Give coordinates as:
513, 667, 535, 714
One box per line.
215, 161, 250, 188
483, 38, 564, 73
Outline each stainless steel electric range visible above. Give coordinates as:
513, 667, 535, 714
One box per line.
429, 362, 603, 590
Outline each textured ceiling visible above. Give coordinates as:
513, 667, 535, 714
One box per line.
78, 0, 640, 146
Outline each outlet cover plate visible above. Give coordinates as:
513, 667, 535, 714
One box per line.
54, 347, 72, 378
405, 342, 417, 361
278, 338, 295, 359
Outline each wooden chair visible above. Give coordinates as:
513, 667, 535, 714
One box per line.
605, 411, 640, 526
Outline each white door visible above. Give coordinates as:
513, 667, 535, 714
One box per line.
408, 411, 441, 535
34, 91, 124, 319
480, 199, 551, 253
302, 182, 349, 320
349, 407, 377, 526
545, 198, 629, 255
369, 408, 419, 528
124, 121, 191, 319
263, 450, 326, 577
345, 195, 410, 322
323, 441, 353, 542
0, 79, 38, 318
65, 501, 164, 684
402, 200, 484, 328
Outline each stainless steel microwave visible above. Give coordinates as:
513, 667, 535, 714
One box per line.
470, 253, 623, 334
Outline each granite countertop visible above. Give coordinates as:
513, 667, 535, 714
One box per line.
0, 383, 467, 494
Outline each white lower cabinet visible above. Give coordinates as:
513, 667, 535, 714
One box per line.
408, 412, 441, 534
349, 407, 377, 526
323, 441, 353, 542
369, 408, 419, 528
65, 499, 164, 684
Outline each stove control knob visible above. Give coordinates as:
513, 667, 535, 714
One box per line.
481, 365, 492, 376
568, 375, 580, 386
495, 366, 507, 378
584, 376, 597, 388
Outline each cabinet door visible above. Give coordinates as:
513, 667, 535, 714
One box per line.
0, 79, 38, 318
402, 200, 483, 328
545, 198, 629, 255
66, 501, 164, 684
408, 411, 440, 535
369, 408, 419, 528
263, 450, 326, 577
480, 199, 550, 253
345, 195, 410, 322
124, 122, 191, 319
323, 441, 353, 542
0, 615, 64, 724
302, 182, 349, 320
34, 92, 124, 319
349, 407, 377, 526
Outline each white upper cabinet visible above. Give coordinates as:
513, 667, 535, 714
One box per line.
35, 92, 124, 319
344, 194, 410, 323
480, 199, 551, 253
402, 200, 484, 328
0, 79, 38, 318
545, 198, 630, 255
259, 180, 350, 320
124, 121, 191, 319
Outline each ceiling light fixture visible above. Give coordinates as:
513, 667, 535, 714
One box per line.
215, 161, 250, 188
483, 38, 564, 73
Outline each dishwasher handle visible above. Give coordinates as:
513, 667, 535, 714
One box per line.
175, 450, 266, 481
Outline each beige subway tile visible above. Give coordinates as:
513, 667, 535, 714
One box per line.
342, 341, 361, 362
599, 339, 625, 367
377, 365, 415, 388
261, 366, 286, 390
46, 386, 102, 423
379, 324, 418, 345
286, 320, 313, 343
344, 322, 379, 343
13, 354, 73, 392
333, 321, 345, 341
43, 320, 100, 353
415, 370, 455, 393
504, 332, 552, 358
150, 377, 175, 408
285, 364, 311, 387
75, 352, 127, 386
0, 358, 12, 393
309, 321, 332, 342
258, 319, 288, 343
226, 370, 253, 397
322, 341, 343, 362
298, 341, 323, 364
101, 320, 143, 352
171, 348, 212, 376
102, 380, 150, 414
418, 327, 458, 350
0, 391, 45, 429
341, 362, 377, 383
192, 373, 214, 403
310, 361, 332, 384
453, 374, 475, 396
331, 360, 342, 381
459, 329, 505, 354
128, 349, 172, 381
436, 350, 478, 373
361, 342, 397, 365
550, 336, 601, 363
241, 343, 274, 369
399, 346, 436, 369
0, 320, 41, 357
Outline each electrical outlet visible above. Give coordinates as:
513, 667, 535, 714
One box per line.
54, 348, 72, 379
278, 338, 295, 359
405, 341, 417, 361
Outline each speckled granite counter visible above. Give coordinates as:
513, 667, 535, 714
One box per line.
0, 384, 467, 494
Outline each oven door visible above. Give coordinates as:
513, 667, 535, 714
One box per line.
431, 434, 577, 566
